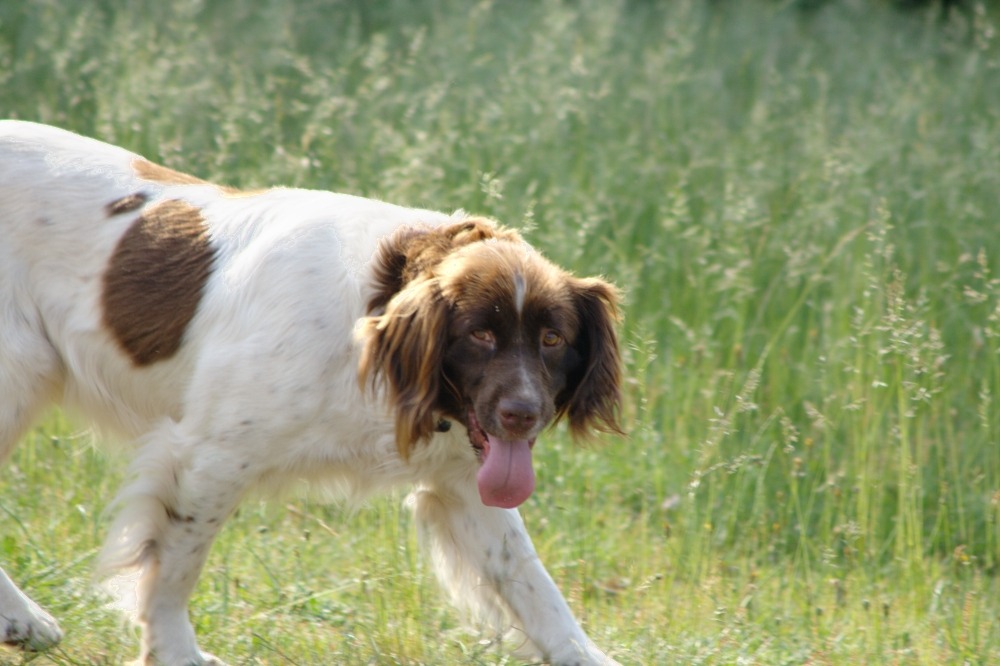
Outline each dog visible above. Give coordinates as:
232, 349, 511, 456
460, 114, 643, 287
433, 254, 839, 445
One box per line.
0, 121, 623, 665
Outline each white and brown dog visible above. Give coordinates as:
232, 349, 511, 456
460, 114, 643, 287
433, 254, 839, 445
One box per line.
0, 121, 623, 665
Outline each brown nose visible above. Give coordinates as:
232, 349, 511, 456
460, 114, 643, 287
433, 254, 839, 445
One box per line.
498, 398, 539, 435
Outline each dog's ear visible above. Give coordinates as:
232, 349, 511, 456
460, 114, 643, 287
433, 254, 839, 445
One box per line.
559, 277, 624, 439
358, 278, 450, 458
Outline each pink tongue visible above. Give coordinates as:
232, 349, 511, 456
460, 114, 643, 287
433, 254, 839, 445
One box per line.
476, 436, 535, 509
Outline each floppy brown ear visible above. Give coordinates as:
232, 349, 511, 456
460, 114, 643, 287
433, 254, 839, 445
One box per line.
358, 279, 450, 457
562, 277, 624, 438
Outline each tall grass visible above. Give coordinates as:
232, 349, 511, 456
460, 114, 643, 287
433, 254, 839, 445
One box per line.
2, 0, 1000, 663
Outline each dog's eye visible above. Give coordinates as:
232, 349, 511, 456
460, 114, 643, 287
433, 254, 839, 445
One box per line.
540, 329, 564, 348
471, 329, 495, 347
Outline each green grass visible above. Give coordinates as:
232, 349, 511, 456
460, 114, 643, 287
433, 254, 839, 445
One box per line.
3, 0, 1000, 663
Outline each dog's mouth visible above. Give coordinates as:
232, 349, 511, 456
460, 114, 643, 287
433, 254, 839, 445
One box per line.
466, 409, 536, 509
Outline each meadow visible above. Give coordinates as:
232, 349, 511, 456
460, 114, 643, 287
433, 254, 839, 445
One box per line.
2, 0, 1000, 663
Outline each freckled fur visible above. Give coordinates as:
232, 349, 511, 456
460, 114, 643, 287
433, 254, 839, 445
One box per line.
0, 120, 622, 666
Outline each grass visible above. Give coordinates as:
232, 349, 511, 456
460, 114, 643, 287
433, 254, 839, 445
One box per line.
2, 0, 1000, 663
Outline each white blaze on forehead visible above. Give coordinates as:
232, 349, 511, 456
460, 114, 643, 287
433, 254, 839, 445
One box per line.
513, 270, 526, 316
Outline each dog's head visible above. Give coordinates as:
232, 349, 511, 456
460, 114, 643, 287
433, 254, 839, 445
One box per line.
358, 219, 623, 508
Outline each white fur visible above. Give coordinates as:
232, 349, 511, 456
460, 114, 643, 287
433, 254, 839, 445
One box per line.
0, 121, 618, 665
514, 270, 527, 316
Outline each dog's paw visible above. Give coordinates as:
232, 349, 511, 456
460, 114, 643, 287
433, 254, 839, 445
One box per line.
1, 600, 63, 650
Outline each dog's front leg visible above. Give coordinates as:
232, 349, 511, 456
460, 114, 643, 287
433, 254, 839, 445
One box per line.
408, 484, 620, 666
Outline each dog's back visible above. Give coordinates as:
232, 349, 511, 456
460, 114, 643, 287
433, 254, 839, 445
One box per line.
0, 121, 446, 444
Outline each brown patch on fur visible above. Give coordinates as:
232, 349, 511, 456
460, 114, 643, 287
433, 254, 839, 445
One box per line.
132, 159, 209, 187
132, 158, 262, 198
102, 199, 216, 366
105, 192, 148, 217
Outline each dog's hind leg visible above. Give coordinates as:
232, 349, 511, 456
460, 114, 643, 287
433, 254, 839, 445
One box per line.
99, 422, 248, 666
0, 296, 65, 650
